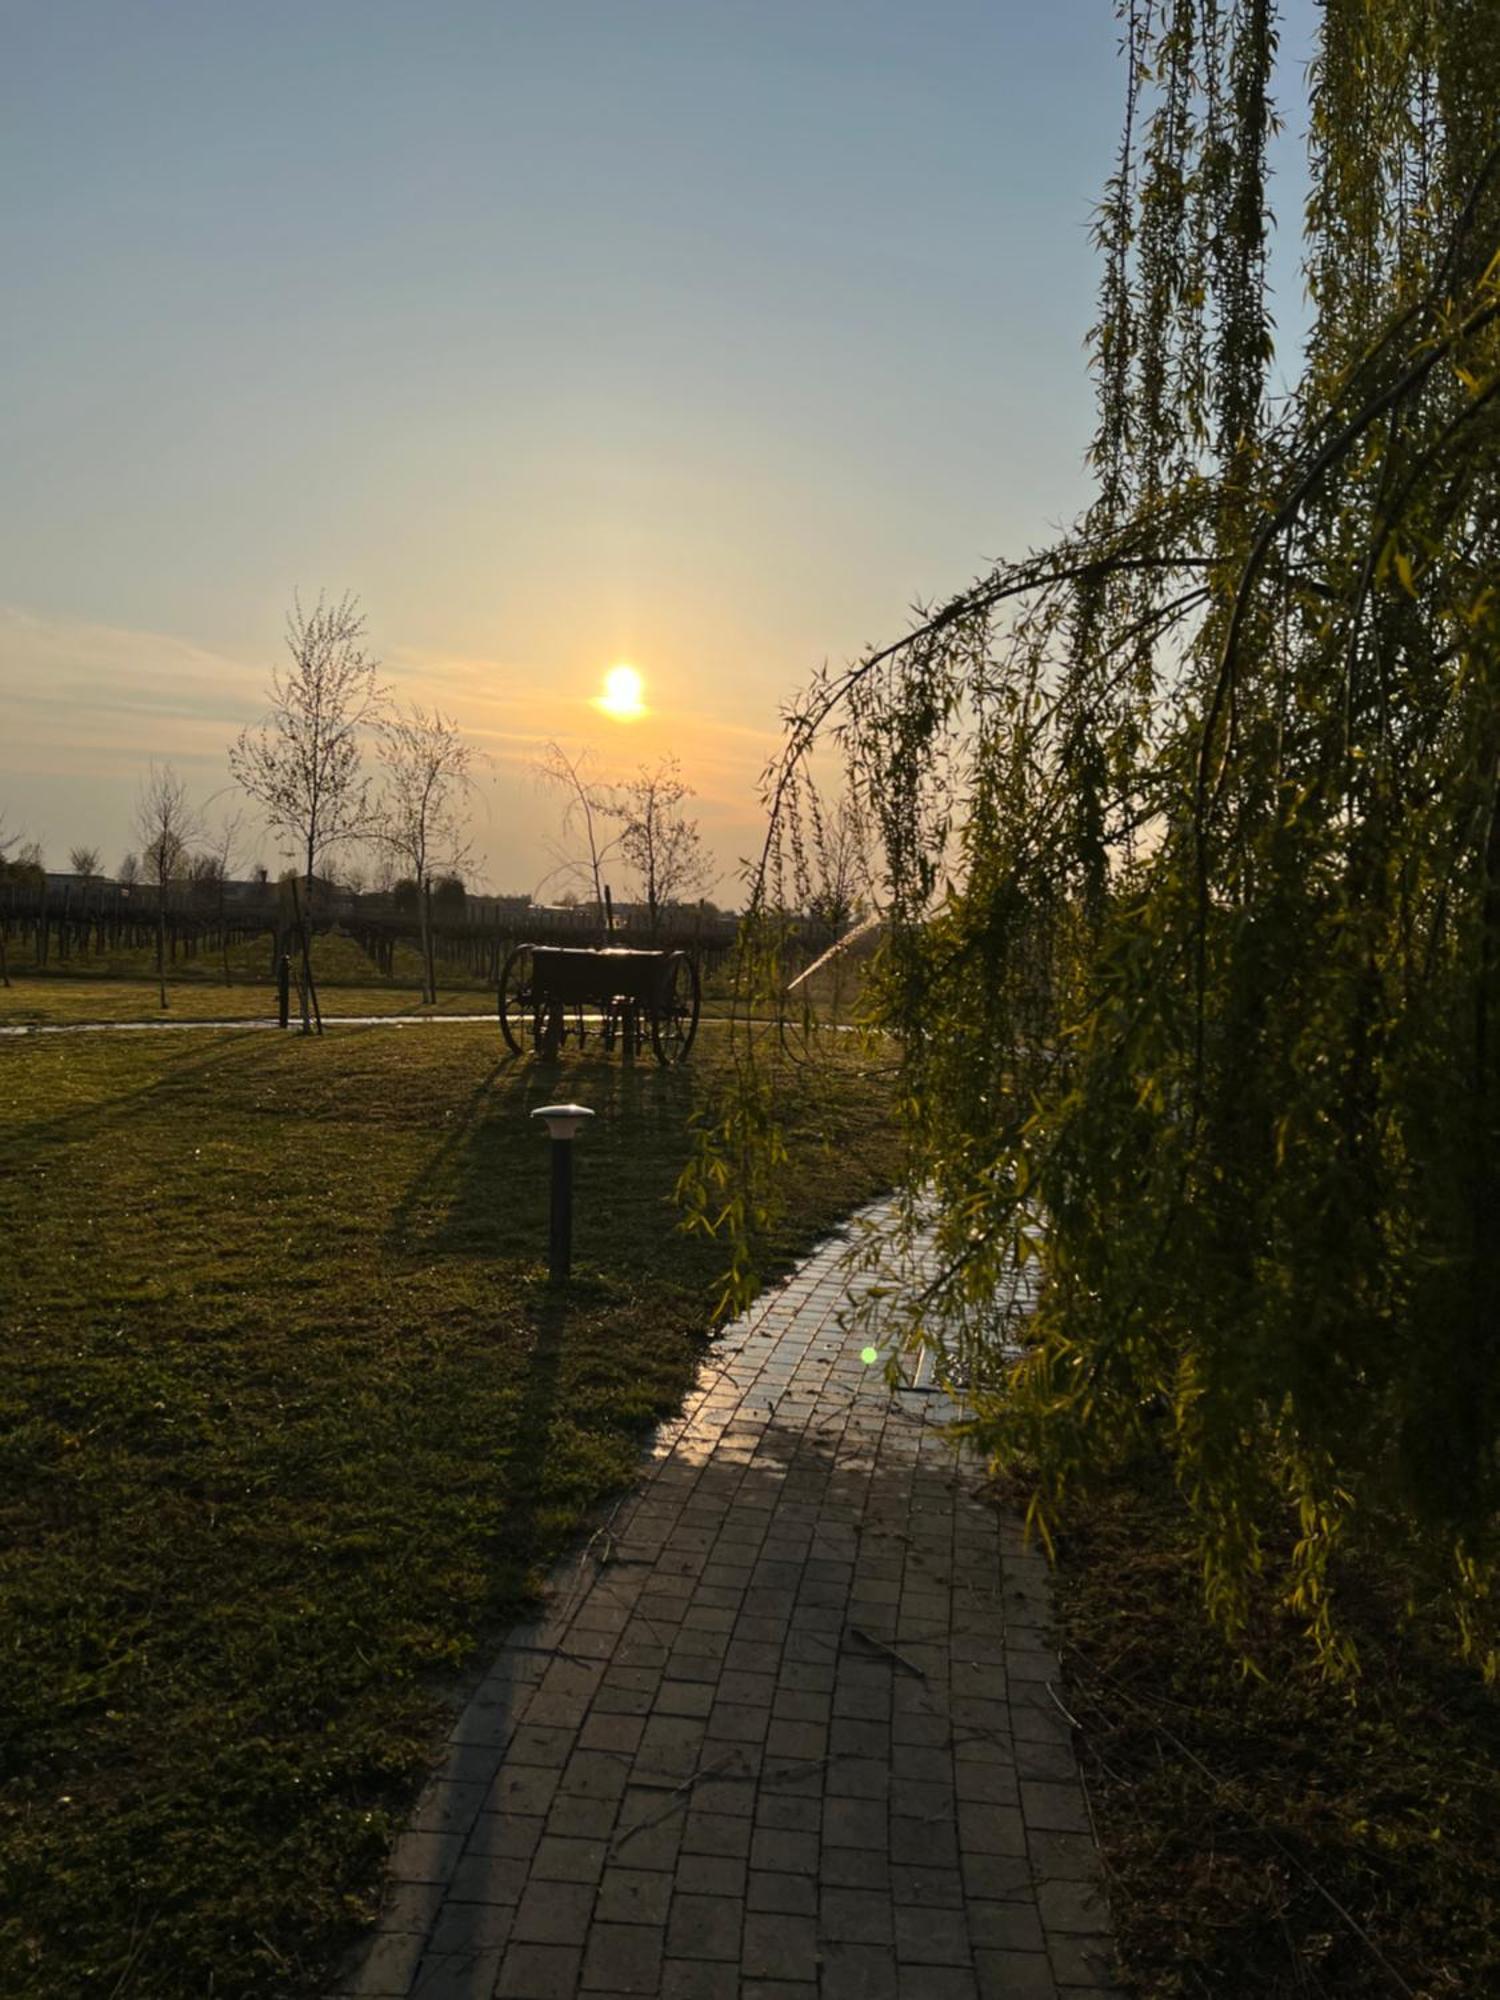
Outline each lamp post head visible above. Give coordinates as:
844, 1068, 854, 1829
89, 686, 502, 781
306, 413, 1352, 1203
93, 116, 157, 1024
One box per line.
532, 1102, 595, 1142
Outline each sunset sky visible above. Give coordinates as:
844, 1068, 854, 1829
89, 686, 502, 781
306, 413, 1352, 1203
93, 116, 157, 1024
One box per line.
1, 2, 1315, 898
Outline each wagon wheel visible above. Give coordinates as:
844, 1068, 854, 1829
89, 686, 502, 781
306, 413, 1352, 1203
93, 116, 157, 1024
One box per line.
649, 953, 701, 1066
506, 944, 564, 1056
498, 945, 545, 1056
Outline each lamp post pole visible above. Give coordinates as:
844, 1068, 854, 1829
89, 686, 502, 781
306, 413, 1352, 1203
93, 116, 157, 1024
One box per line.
531, 1103, 595, 1282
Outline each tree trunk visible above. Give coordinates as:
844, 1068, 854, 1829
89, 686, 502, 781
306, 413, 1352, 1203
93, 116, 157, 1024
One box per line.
156, 893, 168, 1010
421, 877, 436, 1005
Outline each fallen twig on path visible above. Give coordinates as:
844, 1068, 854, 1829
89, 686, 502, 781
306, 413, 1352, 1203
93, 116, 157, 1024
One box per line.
608, 1750, 747, 1856
846, 1625, 928, 1678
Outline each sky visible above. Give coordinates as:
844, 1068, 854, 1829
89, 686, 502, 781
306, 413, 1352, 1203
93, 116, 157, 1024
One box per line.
0, 1, 1317, 899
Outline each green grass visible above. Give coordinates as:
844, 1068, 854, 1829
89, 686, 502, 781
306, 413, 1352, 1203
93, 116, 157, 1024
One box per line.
0, 975, 494, 1026
0, 932, 498, 1025
0, 1027, 898, 1998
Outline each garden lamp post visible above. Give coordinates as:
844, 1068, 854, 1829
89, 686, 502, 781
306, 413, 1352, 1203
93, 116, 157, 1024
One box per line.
531, 1103, 595, 1282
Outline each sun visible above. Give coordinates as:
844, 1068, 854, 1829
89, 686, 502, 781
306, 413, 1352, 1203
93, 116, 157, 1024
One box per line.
594, 662, 646, 720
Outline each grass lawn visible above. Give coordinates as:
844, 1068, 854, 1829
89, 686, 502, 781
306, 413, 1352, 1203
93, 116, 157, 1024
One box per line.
0, 1025, 898, 1998
0, 976, 495, 1026
0, 934, 496, 1026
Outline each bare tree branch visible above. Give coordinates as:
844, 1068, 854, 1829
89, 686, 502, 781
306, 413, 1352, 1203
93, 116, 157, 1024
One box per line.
229, 592, 387, 892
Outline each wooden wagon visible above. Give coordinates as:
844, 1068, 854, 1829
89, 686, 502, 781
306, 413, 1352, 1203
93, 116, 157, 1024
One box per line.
497, 943, 702, 1065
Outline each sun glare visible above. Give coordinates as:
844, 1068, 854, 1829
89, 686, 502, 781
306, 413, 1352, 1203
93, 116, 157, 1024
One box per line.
595, 662, 646, 720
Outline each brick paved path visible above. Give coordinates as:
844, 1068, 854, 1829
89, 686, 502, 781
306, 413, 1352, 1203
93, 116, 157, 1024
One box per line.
334, 1214, 1118, 2000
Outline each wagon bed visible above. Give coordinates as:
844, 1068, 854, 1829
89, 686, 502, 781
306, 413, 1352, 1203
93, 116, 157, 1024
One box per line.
497, 943, 701, 1064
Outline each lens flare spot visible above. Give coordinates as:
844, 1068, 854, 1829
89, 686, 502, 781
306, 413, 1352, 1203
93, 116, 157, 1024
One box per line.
860, 1345, 879, 1366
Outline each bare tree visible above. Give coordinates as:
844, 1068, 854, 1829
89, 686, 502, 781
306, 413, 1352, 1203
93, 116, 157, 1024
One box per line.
68, 844, 101, 883
134, 764, 199, 1010
534, 742, 623, 934
230, 592, 386, 894
615, 756, 715, 937
117, 852, 142, 886
807, 787, 873, 932
0, 815, 41, 985
1, 817, 43, 881
376, 704, 480, 1004
197, 810, 245, 983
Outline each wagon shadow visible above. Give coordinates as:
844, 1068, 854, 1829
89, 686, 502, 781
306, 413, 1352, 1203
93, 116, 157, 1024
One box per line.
383, 1050, 705, 1272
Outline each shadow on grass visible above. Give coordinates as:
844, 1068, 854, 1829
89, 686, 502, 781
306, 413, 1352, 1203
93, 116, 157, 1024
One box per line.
385, 1050, 707, 1280
5, 1036, 271, 1153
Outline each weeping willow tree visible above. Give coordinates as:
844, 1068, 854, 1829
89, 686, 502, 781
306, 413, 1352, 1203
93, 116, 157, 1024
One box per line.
684, 0, 1500, 1673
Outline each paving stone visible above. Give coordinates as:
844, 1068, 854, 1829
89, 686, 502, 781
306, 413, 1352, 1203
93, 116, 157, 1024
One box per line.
532, 1836, 609, 1884
1039, 1877, 1111, 1935
889, 1815, 958, 1868
969, 1901, 1046, 1952
386, 1829, 468, 1884
675, 1853, 746, 1897
612, 1814, 685, 1871
820, 1940, 900, 2000
595, 1867, 673, 1927
580, 1713, 647, 1756
427, 1902, 515, 1956
889, 1863, 963, 1907
464, 1812, 543, 1860
510, 1724, 579, 1768
755, 1793, 820, 1833
1021, 1781, 1091, 1835
495, 1942, 583, 1998
893, 1741, 955, 1783
830, 1718, 889, 1758
592, 1681, 657, 1717
512, 1879, 596, 1945
896, 1903, 973, 1966
820, 1797, 886, 1850
973, 1949, 1059, 1998
820, 1885, 894, 1943
815, 1846, 888, 1893
450, 1835, 540, 1908
413, 1944, 509, 1998
561, 1750, 633, 1803
748, 1825, 820, 1873
706, 1700, 771, 1742
546, 1795, 619, 1842
1028, 1830, 1103, 1882
898, 1968, 979, 1999
489, 1765, 562, 1817
959, 1802, 1027, 1856
660, 1957, 739, 1998
746, 1868, 817, 1915
1014, 1739, 1079, 1782
654, 1680, 716, 1718
963, 1853, 1034, 1902
380, 1881, 447, 1933
742, 1911, 818, 1982
825, 1755, 890, 1800
580, 1922, 663, 1994
665, 1891, 743, 1960
692, 1773, 758, 1818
